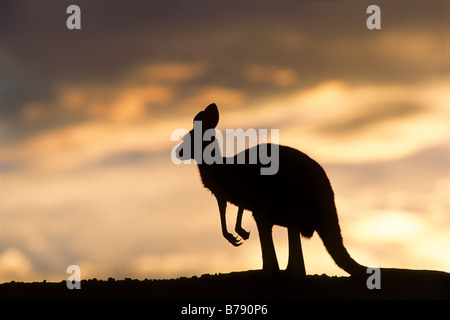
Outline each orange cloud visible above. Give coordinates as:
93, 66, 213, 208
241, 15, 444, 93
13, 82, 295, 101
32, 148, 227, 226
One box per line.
245, 64, 298, 87
182, 86, 247, 111
0, 248, 34, 282
131, 62, 207, 84
20, 62, 207, 124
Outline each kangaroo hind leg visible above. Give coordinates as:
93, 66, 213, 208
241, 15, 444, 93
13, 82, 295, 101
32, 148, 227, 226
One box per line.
255, 218, 279, 274
286, 227, 306, 277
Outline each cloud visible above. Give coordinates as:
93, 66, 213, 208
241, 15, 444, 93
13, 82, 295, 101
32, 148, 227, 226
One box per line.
2, 0, 446, 120
245, 64, 298, 87
0, 154, 261, 280
284, 81, 448, 163
1, 138, 448, 281
351, 210, 430, 243
0, 248, 34, 282
319, 102, 425, 136
130, 62, 207, 84
1, 76, 447, 281
347, 207, 450, 270
182, 86, 247, 111
324, 144, 450, 271
212, 79, 448, 164
0, 0, 448, 282
20, 61, 207, 124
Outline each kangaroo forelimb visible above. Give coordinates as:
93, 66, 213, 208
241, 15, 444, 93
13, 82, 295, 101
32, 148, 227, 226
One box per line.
235, 207, 250, 240
217, 197, 242, 247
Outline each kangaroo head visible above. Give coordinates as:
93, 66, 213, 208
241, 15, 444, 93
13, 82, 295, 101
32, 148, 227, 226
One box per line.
176, 103, 219, 162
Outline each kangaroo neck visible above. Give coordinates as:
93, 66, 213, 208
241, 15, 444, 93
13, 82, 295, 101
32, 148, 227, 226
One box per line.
195, 138, 225, 189
197, 161, 223, 190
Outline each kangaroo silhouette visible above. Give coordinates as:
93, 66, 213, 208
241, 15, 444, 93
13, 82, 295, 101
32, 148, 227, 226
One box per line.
176, 103, 366, 277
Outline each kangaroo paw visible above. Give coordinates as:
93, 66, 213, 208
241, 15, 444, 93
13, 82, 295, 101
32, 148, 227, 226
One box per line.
224, 232, 243, 247
235, 227, 250, 240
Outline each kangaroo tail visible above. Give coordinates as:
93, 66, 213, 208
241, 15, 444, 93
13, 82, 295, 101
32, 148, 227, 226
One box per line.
316, 206, 366, 276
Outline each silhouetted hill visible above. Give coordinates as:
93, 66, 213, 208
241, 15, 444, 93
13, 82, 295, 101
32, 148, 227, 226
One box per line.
0, 268, 449, 300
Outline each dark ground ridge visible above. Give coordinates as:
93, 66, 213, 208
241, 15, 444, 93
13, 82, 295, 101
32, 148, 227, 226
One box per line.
0, 268, 449, 300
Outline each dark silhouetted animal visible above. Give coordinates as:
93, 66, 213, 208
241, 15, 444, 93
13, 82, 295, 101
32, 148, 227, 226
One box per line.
176, 103, 366, 277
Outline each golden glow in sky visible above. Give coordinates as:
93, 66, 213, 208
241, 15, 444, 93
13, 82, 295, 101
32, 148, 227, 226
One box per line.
0, 0, 448, 282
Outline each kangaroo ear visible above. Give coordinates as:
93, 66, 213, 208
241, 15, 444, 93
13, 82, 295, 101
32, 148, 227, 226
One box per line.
202, 103, 219, 129
193, 103, 219, 128
193, 110, 204, 123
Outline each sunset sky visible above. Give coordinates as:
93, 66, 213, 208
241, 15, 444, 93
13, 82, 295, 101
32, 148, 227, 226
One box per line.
0, 0, 448, 282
